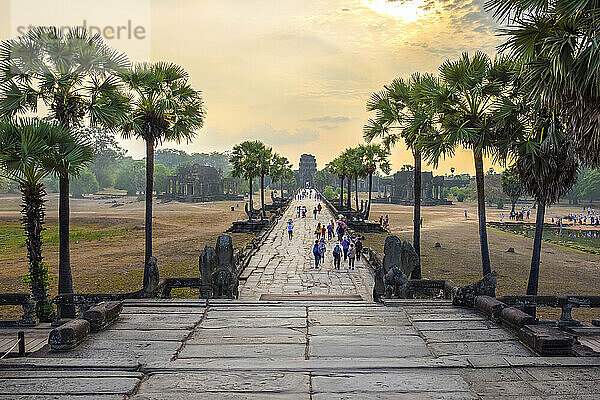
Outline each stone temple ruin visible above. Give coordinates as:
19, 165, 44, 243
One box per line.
164, 164, 242, 202
388, 170, 451, 206
295, 154, 317, 188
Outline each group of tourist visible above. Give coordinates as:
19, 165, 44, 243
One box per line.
555, 212, 600, 227
289, 188, 364, 271
296, 205, 307, 218
296, 189, 313, 200
312, 219, 363, 271
499, 207, 531, 222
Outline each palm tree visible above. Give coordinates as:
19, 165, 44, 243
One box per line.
119, 62, 205, 288
344, 147, 365, 211
0, 27, 129, 315
419, 52, 515, 277
329, 156, 346, 209
0, 119, 93, 321
230, 141, 263, 215
485, 0, 600, 168
364, 74, 437, 264
270, 153, 293, 199
494, 84, 579, 316
358, 144, 391, 220
501, 164, 523, 213
257, 143, 273, 216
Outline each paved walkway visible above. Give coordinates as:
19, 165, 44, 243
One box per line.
239, 191, 373, 301
2, 299, 600, 398
2, 194, 599, 398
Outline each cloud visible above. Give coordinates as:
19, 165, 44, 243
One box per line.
240, 124, 320, 145
192, 123, 320, 149
318, 125, 339, 130
304, 116, 351, 123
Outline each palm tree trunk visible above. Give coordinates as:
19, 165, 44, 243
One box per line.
367, 172, 373, 220
58, 175, 75, 318
260, 174, 265, 216
411, 149, 422, 279
355, 176, 359, 211
143, 140, 155, 289
249, 177, 253, 211
474, 151, 492, 276
347, 175, 352, 209
22, 182, 53, 321
339, 176, 344, 209
280, 178, 284, 199
525, 202, 546, 317
511, 201, 516, 213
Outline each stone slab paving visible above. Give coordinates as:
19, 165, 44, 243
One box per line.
2, 300, 600, 398
239, 192, 373, 300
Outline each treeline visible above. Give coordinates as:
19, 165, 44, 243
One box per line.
0, 126, 234, 198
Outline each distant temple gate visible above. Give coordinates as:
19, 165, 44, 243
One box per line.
165, 164, 242, 202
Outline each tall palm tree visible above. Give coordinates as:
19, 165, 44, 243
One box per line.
419, 52, 515, 277
364, 74, 437, 264
270, 153, 293, 199
119, 62, 205, 288
0, 27, 129, 315
485, 0, 600, 168
0, 119, 93, 321
344, 147, 365, 211
358, 144, 391, 220
329, 156, 346, 209
257, 143, 273, 217
230, 141, 263, 214
494, 84, 579, 316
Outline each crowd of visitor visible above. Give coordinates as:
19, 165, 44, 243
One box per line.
289, 189, 364, 271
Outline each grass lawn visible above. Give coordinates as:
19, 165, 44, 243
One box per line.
364, 201, 600, 324
0, 192, 258, 317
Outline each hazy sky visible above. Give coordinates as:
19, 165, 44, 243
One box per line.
1, 0, 503, 172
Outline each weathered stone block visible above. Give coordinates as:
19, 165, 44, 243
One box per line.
216, 234, 234, 267
501, 307, 535, 332
452, 272, 497, 307
49, 318, 90, 350
518, 324, 574, 356
83, 301, 123, 332
199, 246, 218, 298
474, 295, 506, 321
143, 256, 160, 297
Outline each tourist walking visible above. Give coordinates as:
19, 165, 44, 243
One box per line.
312, 240, 320, 269
327, 223, 334, 240
287, 220, 294, 240
341, 237, 350, 261
464, 209, 468, 219
348, 243, 356, 270
321, 225, 326, 240
318, 238, 326, 262
317, 203, 322, 214
355, 238, 363, 261
315, 223, 322, 240
313, 207, 318, 219
333, 243, 342, 269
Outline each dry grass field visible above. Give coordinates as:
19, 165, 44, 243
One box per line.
0, 192, 259, 313
1, 191, 598, 324
364, 201, 600, 323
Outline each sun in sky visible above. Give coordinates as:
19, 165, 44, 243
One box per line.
362, 0, 431, 23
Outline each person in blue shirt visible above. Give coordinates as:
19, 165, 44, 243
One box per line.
332, 243, 342, 269
287, 220, 294, 240
318, 238, 326, 263
341, 237, 350, 261
312, 240, 320, 269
